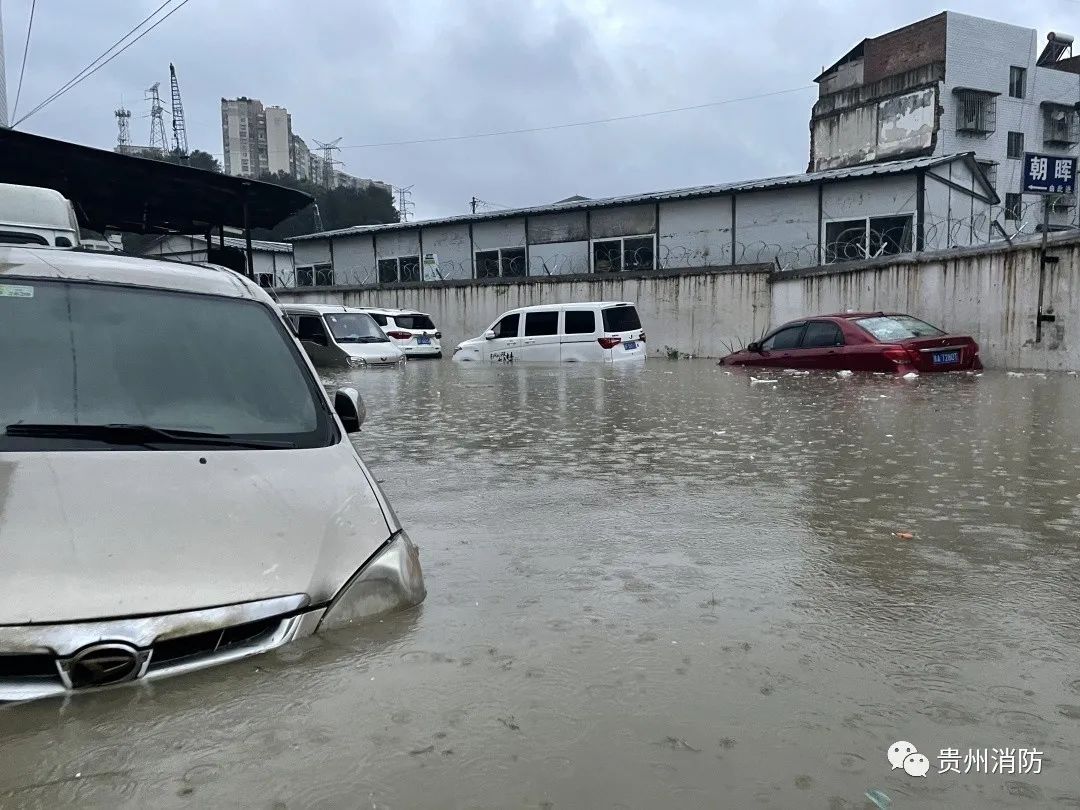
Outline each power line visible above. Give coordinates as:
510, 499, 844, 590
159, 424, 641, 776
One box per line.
11, 0, 37, 120
13, 0, 174, 126
209, 84, 814, 159
14, 0, 193, 127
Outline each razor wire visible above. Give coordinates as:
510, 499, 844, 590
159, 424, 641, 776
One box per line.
275, 201, 1076, 288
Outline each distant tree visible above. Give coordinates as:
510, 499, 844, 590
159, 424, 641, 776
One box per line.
253, 172, 399, 240
151, 149, 222, 173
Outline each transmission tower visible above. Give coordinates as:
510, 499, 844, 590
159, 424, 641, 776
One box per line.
168, 63, 188, 156
397, 185, 415, 222
313, 138, 342, 188
146, 82, 168, 154
115, 107, 132, 150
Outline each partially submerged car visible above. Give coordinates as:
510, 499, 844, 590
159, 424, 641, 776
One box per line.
359, 307, 443, 358
719, 313, 982, 373
0, 249, 425, 701
281, 303, 406, 368
453, 301, 646, 364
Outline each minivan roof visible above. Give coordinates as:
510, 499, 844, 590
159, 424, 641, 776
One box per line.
355, 306, 431, 317
280, 303, 366, 315
0, 245, 271, 302
507, 301, 634, 313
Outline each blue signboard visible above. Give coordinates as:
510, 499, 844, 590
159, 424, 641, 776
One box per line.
1022, 152, 1076, 195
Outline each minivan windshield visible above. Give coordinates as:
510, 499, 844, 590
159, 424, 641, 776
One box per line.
855, 315, 945, 341
322, 312, 389, 343
0, 279, 334, 451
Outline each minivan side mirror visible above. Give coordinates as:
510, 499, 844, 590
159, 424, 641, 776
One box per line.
334, 387, 366, 433
483, 329, 496, 340
747, 341, 762, 353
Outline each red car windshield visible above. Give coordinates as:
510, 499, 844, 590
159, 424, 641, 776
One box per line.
855, 315, 945, 342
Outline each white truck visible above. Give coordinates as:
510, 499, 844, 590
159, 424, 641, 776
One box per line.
0, 182, 81, 249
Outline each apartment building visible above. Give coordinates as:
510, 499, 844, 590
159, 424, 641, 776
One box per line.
811, 12, 1080, 230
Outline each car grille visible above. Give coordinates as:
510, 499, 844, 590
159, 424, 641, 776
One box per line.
0, 615, 290, 699
149, 617, 281, 669
0, 653, 60, 680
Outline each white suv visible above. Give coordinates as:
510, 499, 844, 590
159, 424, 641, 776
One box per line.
360, 307, 442, 358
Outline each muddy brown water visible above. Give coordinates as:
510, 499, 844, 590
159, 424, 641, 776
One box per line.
2, 362, 1079, 809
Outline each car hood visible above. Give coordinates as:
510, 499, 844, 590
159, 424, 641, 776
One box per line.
0, 443, 392, 623
339, 342, 403, 362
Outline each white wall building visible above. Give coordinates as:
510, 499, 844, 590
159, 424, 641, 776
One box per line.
285, 154, 995, 288
811, 11, 1080, 232
140, 234, 295, 288
264, 106, 294, 177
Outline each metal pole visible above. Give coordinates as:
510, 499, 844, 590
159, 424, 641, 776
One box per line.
243, 193, 254, 278
0, 0, 9, 127
1036, 197, 1049, 344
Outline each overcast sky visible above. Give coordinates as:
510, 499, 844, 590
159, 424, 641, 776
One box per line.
1, 0, 1074, 219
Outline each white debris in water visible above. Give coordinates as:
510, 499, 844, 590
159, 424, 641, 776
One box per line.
837, 370, 854, 378
750, 377, 778, 385
1006, 371, 1025, 377
902, 372, 919, 380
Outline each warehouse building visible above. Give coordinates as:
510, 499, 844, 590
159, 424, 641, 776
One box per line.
286, 152, 996, 287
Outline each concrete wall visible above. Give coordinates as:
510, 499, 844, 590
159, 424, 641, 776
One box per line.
659, 197, 732, 269
811, 87, 937, 171
736, 187, 819, 268
277, 267, 773, 359
423, 224, 472, 280
333, 234, 377, 286
280, 235, 1080, 369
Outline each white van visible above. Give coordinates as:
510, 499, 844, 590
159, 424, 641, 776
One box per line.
0, 249, 425, 701
453, 301, 646, 364
281, 304, 406, 368
0, 183, 81, 249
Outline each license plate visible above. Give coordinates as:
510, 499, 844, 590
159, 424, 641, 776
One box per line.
417, 336, 431, 345
623, 341, 638, 350
932, 351, 959, 365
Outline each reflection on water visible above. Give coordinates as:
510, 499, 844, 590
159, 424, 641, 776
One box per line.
3, 362, 1079, 808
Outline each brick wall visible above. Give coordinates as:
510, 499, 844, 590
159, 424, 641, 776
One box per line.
864, 12, 947, 83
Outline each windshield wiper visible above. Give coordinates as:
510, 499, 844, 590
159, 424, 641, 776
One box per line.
4, 423, 292, 449
355, 336, 389, 343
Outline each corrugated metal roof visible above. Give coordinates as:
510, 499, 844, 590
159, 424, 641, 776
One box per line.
155, 234, 293, 253
289, 153, 981, 242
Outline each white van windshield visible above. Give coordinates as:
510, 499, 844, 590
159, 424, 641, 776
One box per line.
323, 312, 390, 343
0, 279, 334, 451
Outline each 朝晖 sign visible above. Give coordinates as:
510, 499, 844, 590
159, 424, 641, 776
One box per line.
1022, 152, 1076, 195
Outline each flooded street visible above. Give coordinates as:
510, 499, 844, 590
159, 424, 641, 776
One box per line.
3, 361, 1080, 809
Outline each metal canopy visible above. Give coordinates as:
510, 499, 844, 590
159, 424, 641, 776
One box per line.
0, 128, 312, 234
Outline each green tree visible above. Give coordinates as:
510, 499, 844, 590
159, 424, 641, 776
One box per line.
151, 149, 222, 173
253, 172, 399, 240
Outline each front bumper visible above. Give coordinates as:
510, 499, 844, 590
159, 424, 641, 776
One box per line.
0, 533, 424, 702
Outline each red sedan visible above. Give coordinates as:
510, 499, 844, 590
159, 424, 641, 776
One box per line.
719, 313, 982, 373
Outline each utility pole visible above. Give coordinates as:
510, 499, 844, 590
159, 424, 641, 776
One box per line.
169, 63, 188, 157
146, 82, 168, 154
313, 137, 342, 188
396, 185, 415, 222
115, 107, 132, 150
471, 196, 478, 214
0, 0, 8, 128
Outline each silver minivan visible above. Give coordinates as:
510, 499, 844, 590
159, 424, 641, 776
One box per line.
0, 248, 425, 701
281, 304, 406, 368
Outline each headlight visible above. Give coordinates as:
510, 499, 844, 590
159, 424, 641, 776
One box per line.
348, 356, 367, 368
397, 355, 407, 365
317, 530, 426, 631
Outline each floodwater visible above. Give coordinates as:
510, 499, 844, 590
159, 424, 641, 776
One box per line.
3, 362, 1080, 809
